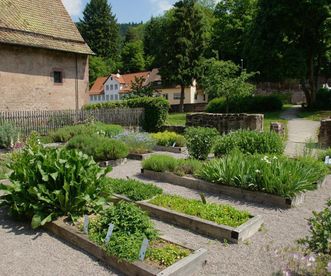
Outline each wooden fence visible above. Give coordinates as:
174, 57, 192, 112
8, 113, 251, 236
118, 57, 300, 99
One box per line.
0, 108, 144, 136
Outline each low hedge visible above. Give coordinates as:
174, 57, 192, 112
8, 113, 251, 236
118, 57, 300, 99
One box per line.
214, 130, 285, 156
66, 134, 128, 161
151, 131, 186, 147
206, 95, 283, 113
49, 122, 124, 143
84, 97, 170, 132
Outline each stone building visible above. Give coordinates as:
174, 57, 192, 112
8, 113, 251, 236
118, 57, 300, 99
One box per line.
0, 0, 93, 111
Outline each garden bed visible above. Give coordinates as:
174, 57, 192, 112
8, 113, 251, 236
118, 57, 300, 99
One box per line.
112, 194, 263, 243
45, 217, 207, 276
153, 145, 185, 154
141, 169, 328, 208
127, 153, 149, 161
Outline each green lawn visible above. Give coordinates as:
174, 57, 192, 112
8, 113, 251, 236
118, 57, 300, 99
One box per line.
166, 113, 186, 126
297, 110, 331, 121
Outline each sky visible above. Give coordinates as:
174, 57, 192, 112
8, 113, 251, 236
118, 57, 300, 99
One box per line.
61, 0, 178, 23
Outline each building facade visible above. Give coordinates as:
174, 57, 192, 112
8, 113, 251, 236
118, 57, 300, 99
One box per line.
0, 0, 93, 111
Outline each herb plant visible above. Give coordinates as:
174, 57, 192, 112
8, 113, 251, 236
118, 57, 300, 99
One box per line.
151, 131, 186, 147
115, 132, 156, 154
0, 134, 112, 228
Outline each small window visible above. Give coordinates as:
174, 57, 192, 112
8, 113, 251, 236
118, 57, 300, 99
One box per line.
94, 95, 97, 101
98, 95, 101, 101
106, 95, 109, 101
110, 95, 114, 100
90, 96, 93, 101
203, 94, 206, 101
115, 94, 118, 100
115, 84, 118, 90
110, 85, 114, 90
194, 93, 198, 100
53, 71, 63, 83
106, 85, 109, 91
174, 93, 184, 100
102, 95, 105, 101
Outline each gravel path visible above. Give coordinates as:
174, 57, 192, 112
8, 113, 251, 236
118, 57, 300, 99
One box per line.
282, 106, 320, 157
109, 159, 331, 276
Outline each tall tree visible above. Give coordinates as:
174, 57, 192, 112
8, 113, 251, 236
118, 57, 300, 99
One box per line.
121, 40, 146, 73
78, 0, 120, 61
212, 0, 257, 63
246, 0, 331, 107
159, 0, 207, 112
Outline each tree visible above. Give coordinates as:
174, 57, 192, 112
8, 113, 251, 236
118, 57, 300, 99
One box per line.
124, 77, 156, 99
245, 0, 331, 107
200, 59, 256, 112
89, 56, 110, 86
159, 0, 207, 112
121, 40, 146, 73
212, 0, 257, 63
78, 0, 120, 61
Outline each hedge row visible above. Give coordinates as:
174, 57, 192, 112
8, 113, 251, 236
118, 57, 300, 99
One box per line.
84, 97, 170, 132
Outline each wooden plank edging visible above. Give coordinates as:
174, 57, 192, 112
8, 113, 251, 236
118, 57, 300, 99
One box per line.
153, 146, 185, 154
45, 217, 207, 276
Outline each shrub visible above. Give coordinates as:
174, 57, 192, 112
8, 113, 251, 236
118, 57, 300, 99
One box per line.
66, 134, 128, 161
185, 127, 219, 160
311, 88, 331, 110
0, 134, 112, 228
197, 150, 328, 198
149, 194, 251, 227
214, 130, 285, 156
151, 131, 186, 147
300, 200, 331, 254
49, 123, 124, 143
206, 95, 283, 113
0, 123, 20, 148
84, 97, 170, 132
319, 148, 331, 163
115, 132, 156, 154
88, 201, 158, 262
107, 178, 163, 201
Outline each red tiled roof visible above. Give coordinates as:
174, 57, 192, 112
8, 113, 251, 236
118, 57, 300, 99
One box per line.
89, 76, 108, 95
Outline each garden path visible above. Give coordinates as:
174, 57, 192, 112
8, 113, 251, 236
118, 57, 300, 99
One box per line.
281, 105, 320, 156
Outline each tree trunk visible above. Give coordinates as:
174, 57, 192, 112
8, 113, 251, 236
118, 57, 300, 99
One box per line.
179, 84, 185, 113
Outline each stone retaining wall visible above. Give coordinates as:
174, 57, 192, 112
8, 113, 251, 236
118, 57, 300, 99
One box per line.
186, 113, 264, 133
319, 119, 331, 147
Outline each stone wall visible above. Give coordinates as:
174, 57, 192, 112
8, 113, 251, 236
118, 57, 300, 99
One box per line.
186, 113, 264, 133
318, 119, 331, 147
0, 44, 89, 111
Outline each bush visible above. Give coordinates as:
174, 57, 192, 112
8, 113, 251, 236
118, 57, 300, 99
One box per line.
0, 134, 111, 228
142, 155, 202, 176
214, 130, 285, 156
311, 88, 331, 110
149, 194, 251, 227
115, 132, 156, 154
151, 131, 186, 147
88, 201, 158, 262
49, 123, 124, 143
197, 150, 328, 198
206, 95, 283, 113
299, 200, 331, 254
0, 123, 20, 148
107, 178, 163, 201
185, 127, 219, 160
84, 97, 170, 132
319, 148, 331, 163
66, 134, 128, 161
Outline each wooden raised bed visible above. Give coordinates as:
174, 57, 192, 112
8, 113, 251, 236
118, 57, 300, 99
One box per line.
141, 169, 328, 209
127, 153, 150, 161
45, 217, 207, 276
154, 146, 185, 154
113, 194, 263, 243
99, 158, 127, 167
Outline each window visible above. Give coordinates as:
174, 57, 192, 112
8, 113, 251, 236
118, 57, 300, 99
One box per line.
194, 93, 198, 100
163, 94, 168, 100
98, 95, 101, 101
106, 95, 109, 101
90, 96, 93, 101
94, 95, 97, 101
106, 85, 109, 91
53, 71, 63, 83
174, 93, 184, 100
102, 95, 105, 101
115, 94, 118, 100
203, 94, 206, 101
110, 95, 114, 100
115, 84, 118, 90
110, 85, 114, 90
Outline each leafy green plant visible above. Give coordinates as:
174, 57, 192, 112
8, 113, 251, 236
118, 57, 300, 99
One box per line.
151, 131, 186, 147
0, 154, 11, 179
214, 130, 285, 156
149, 194, 251, 227
115, 132, 156, 154
0, 122, 20, 148
185, 127, 219, 160
142, 154, 178, 172
49, 123, 124, 143
0, 134, 112, 228
87, 201, 158, 262
197, 150, 328, 198
84, 97, 170, 132
299, 200, 331, 254
107, 178, 163, 201
66, 134, 128, 161
146, 240, 190, 267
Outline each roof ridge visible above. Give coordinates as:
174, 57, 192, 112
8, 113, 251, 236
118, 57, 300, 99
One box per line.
0, 26, 86, 45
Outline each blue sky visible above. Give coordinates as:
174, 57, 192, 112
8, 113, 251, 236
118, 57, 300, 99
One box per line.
61, 0, 178, 23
